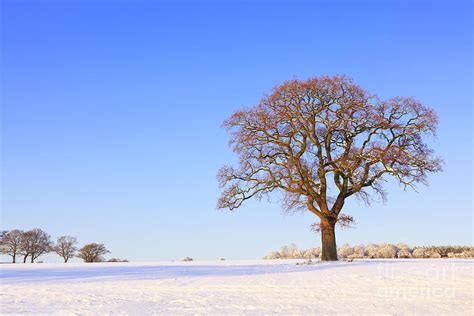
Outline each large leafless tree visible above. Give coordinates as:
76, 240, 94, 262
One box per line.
20, 228, 52, 263
217, 76, 442, 261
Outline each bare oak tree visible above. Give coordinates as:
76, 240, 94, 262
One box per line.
20, 229, 52, 263
217, 76, 442, 261
0, 230, 24, 263
77, 243, 110, 263
53, 236, 78, 263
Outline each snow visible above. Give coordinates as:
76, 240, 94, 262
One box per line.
1, 259, 472, 314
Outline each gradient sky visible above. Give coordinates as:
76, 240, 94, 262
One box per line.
1, 0, 472, 262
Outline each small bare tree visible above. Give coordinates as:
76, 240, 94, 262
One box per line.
19, 229, 52, 263
0, 230, 24, 263
53, 236, 78, 263
77, 243, 110, 263
218, 76, 442, 261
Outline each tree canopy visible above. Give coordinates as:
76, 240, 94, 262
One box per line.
218, 75, 442, 260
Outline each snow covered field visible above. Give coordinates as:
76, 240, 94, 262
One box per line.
1, 259, 472, 314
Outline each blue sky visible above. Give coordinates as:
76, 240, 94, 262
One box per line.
1, 0, 472, 262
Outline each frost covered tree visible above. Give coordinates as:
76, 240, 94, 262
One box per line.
217, 76, 442, 261
77, 243, 109, 263
53, 236, 78, 263
0, 230, 24, 263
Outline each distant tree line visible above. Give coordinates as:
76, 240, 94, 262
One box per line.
264, 243, 474, 260
0, 229, 124, 263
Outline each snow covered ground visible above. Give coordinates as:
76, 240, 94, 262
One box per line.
1, 259, 472, 314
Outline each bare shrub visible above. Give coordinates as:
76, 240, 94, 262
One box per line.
348, 245, 366, 259
338, 244, 354, 259
375, 244, 398, 258
263, 251, 281, 260
397, 248, 412, 258
365, 244, 379, 258
396, 244, 412, 258
427, 251, 441, 258
412, 248, 427, 258
459, 251, 474, 258
303, 248, 321, 259
423, 246, 473, 258
107, 258, 128, 262
264, 244, 473, 260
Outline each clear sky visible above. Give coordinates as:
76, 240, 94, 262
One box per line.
1, 0, 472, 262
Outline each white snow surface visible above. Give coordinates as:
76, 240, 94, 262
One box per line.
1, 259, 472, 315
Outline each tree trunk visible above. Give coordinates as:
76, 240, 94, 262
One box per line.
23, 254, 28, 263
31, 255, 34, 263
321, 218, 338, 261
64, 257, 68, 263
12, 254, 16, 263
